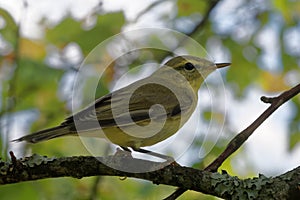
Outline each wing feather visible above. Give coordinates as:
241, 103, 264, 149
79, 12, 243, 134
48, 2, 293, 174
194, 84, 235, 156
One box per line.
61, 80, 192, 131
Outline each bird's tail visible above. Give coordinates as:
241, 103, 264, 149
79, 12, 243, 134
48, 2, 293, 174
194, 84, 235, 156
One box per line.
12, 125, 74, 143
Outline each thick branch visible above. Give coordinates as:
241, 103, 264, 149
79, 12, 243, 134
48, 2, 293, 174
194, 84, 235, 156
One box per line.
0, 153, 299, 199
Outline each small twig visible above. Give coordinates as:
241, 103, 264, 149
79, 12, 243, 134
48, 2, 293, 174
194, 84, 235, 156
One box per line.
132, 0, 169, 23
260, 96, 276, 104
88, 145, 111, 200
163, 188, 186, 200
206, 83, 300, 172
9, 151, 23, 171
165, 83, 300, 199
89, 176, 102, 200
168, 0, 222, 54
9, 151, 17, 165
154, 0, 223, 66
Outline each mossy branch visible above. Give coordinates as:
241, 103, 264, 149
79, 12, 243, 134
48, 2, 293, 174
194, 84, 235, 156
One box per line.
0, 152, 299, 200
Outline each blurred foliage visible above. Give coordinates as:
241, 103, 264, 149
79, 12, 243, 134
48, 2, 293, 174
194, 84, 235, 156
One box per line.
177, 0, 207, 16
0, 0, 299, 199
46, 12, 125, 55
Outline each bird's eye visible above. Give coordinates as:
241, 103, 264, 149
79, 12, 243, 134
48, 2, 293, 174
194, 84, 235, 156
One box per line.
184, 62, 195, 71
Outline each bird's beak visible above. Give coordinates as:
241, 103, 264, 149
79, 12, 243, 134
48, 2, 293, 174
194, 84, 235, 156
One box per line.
216, 63, 231, 69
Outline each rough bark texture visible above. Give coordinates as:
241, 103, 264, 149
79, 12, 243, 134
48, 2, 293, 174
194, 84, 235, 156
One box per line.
0, 153, 299, 200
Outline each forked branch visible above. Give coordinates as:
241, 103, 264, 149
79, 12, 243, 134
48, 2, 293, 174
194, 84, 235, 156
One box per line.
165, 83, 300, 199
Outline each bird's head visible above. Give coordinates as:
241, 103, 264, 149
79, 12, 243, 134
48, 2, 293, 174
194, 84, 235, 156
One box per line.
157, 55, 230, 92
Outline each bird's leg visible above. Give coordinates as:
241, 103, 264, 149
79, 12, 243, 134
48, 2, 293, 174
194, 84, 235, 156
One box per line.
113, 146, 133, 158
132, 147, 175, 162
120, 146, 131, 152
118, 146, 175, 163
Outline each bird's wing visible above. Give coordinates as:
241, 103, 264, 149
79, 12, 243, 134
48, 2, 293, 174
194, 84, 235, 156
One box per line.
61, 93, 113, 131
62, 81, 193, 131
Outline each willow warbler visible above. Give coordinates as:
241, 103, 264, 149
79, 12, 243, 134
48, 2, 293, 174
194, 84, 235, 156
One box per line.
14, 55, 229, 157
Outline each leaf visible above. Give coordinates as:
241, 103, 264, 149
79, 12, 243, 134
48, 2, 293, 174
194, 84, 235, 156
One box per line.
226, 56, 260, 96
46, 12, 125, 55
272, 0, 300, 25
19, 38, 46, 60
289, 131, 300, 151
289, 107, 300, 151
0, 183, 40, 200
259, 72, 289, 92
281, 53, 298, 71
0, 7, 18, 46
177, 0, 207, 16
14, 58, 66, 126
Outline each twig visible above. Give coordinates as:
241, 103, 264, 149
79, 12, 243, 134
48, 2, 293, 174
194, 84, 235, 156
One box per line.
88, 145, 111, 200
9, 151, 23, 171
132, 0, 169, 23
205, 83, 300, 172
165, 83, 300, 199
9, 151, 17, 165
89, 176, 102, 200
177, 0, 222, 45
163, 188, 186, 200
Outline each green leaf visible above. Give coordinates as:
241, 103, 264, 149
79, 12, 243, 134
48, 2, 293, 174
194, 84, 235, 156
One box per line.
0, 182, 40, 200
281, 53, 298, 71
272, 0, 298, 24
46, 12, 125, 55
14, 58, 66, 126
177, 0, 207, 16
226, 54, 260, 96
0, 7, 18, 46
289, 131, 300, 151
288, 100, 300, 151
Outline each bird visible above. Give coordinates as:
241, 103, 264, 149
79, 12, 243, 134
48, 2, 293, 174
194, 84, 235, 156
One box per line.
13, 55, 230, 159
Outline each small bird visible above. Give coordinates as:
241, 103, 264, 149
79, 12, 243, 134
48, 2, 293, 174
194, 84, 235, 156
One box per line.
14, 55, 229, 158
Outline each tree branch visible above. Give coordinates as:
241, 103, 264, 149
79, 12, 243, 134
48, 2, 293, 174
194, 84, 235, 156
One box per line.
206, 83, 300, 171
166, 83, 300, 199
0, 152, 299, 199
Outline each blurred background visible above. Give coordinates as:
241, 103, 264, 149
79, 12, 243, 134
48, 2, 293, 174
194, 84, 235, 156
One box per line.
0, 0, 299, 199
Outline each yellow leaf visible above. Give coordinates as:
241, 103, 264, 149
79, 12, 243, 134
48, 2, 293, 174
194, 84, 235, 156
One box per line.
259, 72, 289, 92
19, 39, 46, 59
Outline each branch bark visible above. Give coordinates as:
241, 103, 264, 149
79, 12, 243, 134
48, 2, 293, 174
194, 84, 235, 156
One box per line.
0, 153, 299, 200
